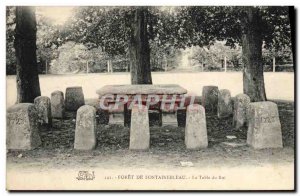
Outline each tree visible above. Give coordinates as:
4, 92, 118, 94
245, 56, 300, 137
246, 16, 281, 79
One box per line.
6, 7, 61, 75
176, 6, 292, 101
129, 7, 152, 84
241, 6, 292, 101
65, 6, 193, 82
288, 6, 295, 67
60, 6, 292, 93
64, 7, 131, 73
65, 6, 154, 84
14, 6, 41, 103
241, 7, 266, 101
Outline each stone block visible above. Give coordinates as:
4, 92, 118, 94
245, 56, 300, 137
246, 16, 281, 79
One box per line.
177, 96, 201, 127
7, 103, 41, 150
202, 86, 219, 114
51, 91, 65, 118
74, 105, 97, 150
217, 89, 233, 118
233, 93, 251, 129
65, 86, 85, 111
130, 105, 150, 150
185, 104, 208, 149
34, 96, 52, 125
247, 101, 283, 149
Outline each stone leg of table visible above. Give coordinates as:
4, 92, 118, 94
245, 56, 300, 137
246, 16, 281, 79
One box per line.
158, 110, 162, 127
124, 104, 130, 127
177, 109, 187, 127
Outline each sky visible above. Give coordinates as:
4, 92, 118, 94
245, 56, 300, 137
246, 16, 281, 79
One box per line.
36, 6, 74, 25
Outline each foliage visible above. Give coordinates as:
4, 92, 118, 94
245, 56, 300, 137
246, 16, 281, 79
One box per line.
6, 6, 293, 75
262, 46, 293, 67
6, 6, 16, 75
180, 6, 292, 52
190, 42, 242, 69
6, 7, 63, 74
63, 7, 134, 56
49, 41, 107, 74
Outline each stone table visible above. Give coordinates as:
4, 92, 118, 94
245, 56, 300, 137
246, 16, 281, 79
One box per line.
96, 84, 188, 126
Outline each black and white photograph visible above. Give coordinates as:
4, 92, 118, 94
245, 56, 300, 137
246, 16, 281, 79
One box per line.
4, 2, 296, 191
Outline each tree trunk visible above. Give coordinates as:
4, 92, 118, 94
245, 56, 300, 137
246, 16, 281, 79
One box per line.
242, 7, 267, 102
14, 6, 41, 103
288, 6, 295, 69
129, 7, 152, 84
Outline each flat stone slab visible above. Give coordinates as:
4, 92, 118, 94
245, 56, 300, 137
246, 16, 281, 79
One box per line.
247, 101, 283, 149
74, 105, 97, 150
7, 103, 41, 150
177, 96, 201, 109
96, 84, 187, 97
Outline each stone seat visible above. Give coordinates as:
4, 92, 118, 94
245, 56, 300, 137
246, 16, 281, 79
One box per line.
51, 90, 65, 119
185, 104, 208, 149
129, 105, 150, 150
202, 85, 219, 114
74, 105, 97, 150
177, 96, 201, 127
217, 89, 233, 118
233, 93, 251, 130
34, 96, 52, 125
247, 101, 283, 149
7, 103, 41, 150
65, 86, 85, 111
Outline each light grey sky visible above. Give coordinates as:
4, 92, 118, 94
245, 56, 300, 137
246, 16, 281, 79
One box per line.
36, 6, 74, 25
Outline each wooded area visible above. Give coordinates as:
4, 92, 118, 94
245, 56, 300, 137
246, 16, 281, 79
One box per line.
7, 6, 294, 102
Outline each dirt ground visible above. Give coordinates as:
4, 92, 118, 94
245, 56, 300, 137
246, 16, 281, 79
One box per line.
7, 100, 294, 172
